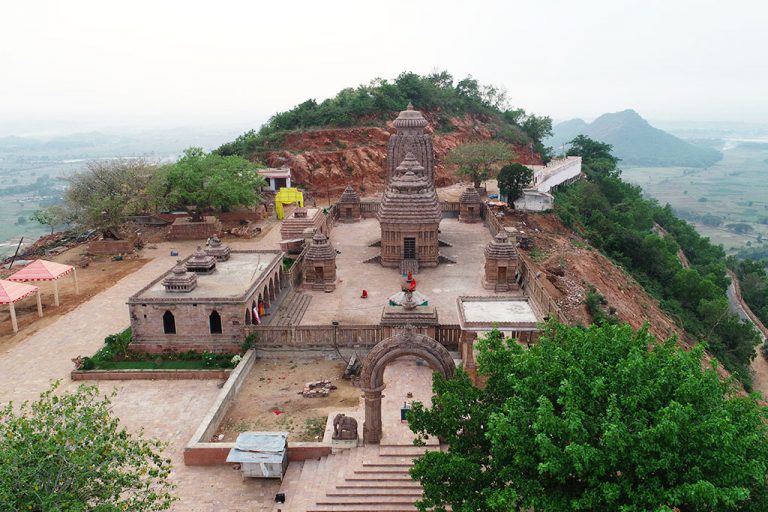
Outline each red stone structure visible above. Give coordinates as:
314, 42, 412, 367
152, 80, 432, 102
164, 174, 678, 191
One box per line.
386, 103, 435, 183
483, 231, 519, 291
303, 232, 337, 292
336, 186, 361, 223
458, 187, 482, 223
128, 250, 285, 353
360, 329, 455, 443
167, 216, 221, 241
279, 207, 326, 240
377, 153, 442, 271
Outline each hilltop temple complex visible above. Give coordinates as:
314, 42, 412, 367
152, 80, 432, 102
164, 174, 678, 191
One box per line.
115, 102, 567, 510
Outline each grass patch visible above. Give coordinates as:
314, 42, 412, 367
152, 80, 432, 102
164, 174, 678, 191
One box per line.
91, 360, 223, 370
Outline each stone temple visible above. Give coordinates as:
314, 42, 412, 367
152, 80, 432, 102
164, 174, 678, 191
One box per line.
377, 152, 442, 271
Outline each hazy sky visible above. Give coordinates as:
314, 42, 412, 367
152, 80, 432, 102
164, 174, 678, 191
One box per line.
1, 0, 766, 135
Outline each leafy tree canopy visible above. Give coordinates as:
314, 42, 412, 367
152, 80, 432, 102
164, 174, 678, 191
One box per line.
408, 323, 768, 512
61, 158, 160, 236
0, 381, 176, 511
445, 141, 515, 188
497, 163, 533, 205
150, 147, 266, 221
30, 206, 65, 234
215, 71, 553, 162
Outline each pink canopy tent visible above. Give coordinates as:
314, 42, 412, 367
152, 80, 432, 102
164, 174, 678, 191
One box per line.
8, 259, 79, 307
0, 279, 43, 333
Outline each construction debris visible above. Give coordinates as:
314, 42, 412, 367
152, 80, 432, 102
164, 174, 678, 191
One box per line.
300, 380, 337, 398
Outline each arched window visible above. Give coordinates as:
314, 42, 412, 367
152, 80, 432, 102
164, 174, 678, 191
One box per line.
209, 310, 222, 334
163, 310, 176, 334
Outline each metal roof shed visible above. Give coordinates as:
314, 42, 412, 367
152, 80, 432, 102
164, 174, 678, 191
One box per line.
226, 432, 288, 479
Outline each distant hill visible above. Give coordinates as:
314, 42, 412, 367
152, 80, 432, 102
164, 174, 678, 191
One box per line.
547, 110, 722, 167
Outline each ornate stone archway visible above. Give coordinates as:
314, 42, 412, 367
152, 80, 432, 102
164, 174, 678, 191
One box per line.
360, 329, 455, 444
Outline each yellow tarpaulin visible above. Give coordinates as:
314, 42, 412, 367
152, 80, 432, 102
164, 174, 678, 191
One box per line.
274, 187, 304, 219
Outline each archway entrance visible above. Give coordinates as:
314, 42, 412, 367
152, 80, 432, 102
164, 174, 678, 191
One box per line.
360, 329, 455, 444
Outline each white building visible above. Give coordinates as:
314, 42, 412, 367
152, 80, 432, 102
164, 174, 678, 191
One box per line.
258, 167, 292, 191
510, 156, 583, 212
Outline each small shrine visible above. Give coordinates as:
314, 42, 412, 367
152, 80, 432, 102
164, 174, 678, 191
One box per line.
161, 260, 198, 293
458, 187, 482, 223
186, 246, 217, 275
380, 272, 438, 335
337, 186, 362, 223
483, 231, 519, 291
205, 236, 231, 261
304, 232, 337, 292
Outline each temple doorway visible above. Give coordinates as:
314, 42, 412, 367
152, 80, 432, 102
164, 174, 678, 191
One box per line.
359, 330, 455, 444
403, 237, 416, 259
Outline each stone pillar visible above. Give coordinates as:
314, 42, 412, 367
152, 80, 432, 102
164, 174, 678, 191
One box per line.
363, 388, 384, 444
461, 331, 478, 385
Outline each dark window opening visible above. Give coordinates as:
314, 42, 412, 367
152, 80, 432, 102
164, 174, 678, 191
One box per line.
163, 310, 176, 334
209, 310, 223, 334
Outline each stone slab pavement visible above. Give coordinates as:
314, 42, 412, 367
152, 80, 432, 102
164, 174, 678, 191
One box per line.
301, 218, 493, 325
0, 234, 288, 511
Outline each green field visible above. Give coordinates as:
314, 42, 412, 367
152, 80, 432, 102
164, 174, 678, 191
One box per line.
623, 142, 768, 253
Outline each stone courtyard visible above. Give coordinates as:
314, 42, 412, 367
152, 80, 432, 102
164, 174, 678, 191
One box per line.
301, 217, 496, 325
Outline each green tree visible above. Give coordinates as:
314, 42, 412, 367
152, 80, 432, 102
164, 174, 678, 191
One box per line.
445, 141, 515, 189
62, 158, 159, 237
567, 134, 620, 176
0, 381, 176, 511
30, 206, 65, 234
408, 323, 768, 512
497, 163, 533, 205
150, 148, 266, 221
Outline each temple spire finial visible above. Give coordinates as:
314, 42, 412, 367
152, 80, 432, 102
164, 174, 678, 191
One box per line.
406, 101, 414, 110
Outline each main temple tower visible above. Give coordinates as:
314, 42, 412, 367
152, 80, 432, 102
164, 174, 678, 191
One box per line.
386, 103, 435, 183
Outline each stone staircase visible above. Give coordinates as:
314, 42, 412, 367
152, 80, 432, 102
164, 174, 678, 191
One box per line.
274, 443, 444, 512
264, 291, 312, 326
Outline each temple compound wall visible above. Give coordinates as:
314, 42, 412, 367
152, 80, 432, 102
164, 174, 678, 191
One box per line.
128, 250, 285, 353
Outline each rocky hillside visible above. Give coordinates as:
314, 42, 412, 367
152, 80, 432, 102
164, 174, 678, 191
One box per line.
216, 71, 552, 196
262, 112, 542, 196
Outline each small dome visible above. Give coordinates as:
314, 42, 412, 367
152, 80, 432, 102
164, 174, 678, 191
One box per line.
485, 231, 518, 260
338, 185, 361, 204
393, 102, 429, 130
305, 232, 337, 262
460, 187, 482, 204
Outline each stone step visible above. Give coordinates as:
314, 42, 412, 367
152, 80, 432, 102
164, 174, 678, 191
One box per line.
317, 496, 420, 505
344, 475, 414, 482
336, 481, 421, 489
378, 445, 437, 457
326, 490, 422, 497
361, 462, 414, 468
307, 506, 418, 512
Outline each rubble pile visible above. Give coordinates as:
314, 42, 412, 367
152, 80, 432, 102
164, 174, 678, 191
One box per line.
300, 379, 337, 398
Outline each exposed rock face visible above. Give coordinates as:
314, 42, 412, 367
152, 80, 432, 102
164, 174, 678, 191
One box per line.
261, 113, 543, 197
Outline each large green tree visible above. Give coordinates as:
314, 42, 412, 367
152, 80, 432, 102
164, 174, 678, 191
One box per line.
151, 147, 266, 221
62, 158, 160, 236
445, 141, 515, 189
497, 163, 533, 205
408, 323, 768, 512
0, 381, 176, 511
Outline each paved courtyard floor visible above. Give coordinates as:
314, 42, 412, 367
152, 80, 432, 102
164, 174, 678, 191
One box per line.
301, 218, 494, 325
0, 218, 463, 511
